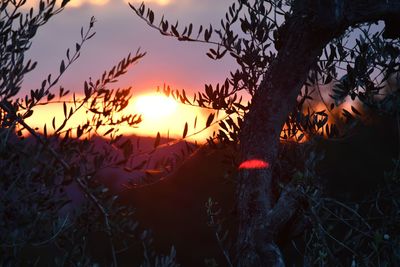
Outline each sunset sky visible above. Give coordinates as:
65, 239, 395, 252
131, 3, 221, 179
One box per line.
23, 0, 238, 139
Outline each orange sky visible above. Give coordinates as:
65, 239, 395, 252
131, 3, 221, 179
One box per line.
25, 93, 222, 141
21, 0, 364, 142
22, 0, 236, 141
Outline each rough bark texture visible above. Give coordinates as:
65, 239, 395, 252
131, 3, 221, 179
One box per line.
236, 1, 400, 266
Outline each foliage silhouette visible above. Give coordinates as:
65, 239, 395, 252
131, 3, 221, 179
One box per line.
1, 0, 400, 266
132, 0, 400, 266
0, 1, 180, 266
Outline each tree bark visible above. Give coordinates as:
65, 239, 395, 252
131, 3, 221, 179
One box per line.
236, 1, 400, 266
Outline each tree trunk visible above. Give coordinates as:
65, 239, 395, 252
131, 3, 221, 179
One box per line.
237, 21, 333, 267
236, 1, 400, 266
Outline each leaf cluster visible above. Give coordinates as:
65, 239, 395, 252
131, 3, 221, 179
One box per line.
0, 1, 178, 266
132, 1, 400, 146
132, 1, 400, 266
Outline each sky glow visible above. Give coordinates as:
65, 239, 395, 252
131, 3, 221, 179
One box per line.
24, 93, 217, 141
22, 0, 236, 140
69, 0, 110, 7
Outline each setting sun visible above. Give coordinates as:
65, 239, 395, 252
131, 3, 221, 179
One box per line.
133, 94, 178, 120
121, 93, 216, 140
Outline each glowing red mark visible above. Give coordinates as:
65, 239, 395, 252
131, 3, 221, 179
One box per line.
239, 159, 269, 169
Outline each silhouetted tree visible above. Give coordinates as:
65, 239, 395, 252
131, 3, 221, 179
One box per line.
132, 0, 400, 266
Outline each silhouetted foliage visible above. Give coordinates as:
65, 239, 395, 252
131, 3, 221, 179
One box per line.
2, 0, 400, 266
132, 0, 400, 266
0, 1, 179, 266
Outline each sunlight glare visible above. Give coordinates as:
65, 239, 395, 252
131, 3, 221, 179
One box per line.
133, 94, 178, 120
120, 92, 216, 140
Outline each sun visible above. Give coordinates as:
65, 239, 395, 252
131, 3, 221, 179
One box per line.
133, 94, 178, 120
121, 92, 215, 140
121, 93, 185, 138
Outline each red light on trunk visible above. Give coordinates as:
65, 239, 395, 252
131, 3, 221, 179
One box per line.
238, 159, 269, 169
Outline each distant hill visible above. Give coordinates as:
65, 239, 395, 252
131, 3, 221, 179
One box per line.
6, 113, 399, 266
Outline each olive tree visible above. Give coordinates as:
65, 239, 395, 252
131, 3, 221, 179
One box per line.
132, 0, 400, 266
0, 1, 180, 266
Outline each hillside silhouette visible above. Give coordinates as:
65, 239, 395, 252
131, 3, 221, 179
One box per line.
8, 112, 398, 266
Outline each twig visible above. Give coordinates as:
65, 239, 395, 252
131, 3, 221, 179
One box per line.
322, 197, 372, 230
33, 215, 70, 246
